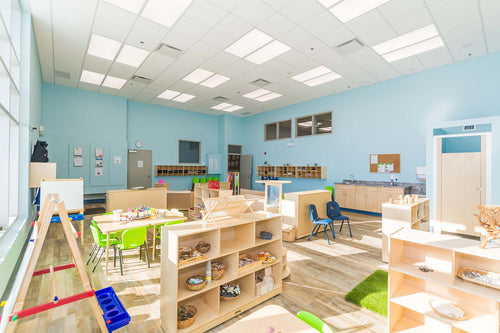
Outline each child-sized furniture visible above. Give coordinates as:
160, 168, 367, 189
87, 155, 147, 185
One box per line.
116, 227, 150, 275
326, 201, 352, 237
297, 311, 334, 333
308, 204, 334, 244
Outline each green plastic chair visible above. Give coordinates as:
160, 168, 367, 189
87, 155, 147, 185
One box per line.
297, 311, 334, 333
213, 176, 218, 181
206, 176, 213, 182
87, 224, 120, 272
154, 219, 184, 257
325, 186, 334, 200
192, 177, 200, 184
116, 227, 150, 275
91, 219, 120, 238
200, 178, 207, 183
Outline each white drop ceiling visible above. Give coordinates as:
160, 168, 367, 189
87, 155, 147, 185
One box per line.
30, 0, 500, 117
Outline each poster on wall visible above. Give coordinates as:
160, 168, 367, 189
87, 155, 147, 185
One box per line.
95, 148, 103, 157
95, 167, 103, 176
114, 156, 121, 164
74, 156, 83, 167
95, 159, 103, 167
74, 146, 83, 156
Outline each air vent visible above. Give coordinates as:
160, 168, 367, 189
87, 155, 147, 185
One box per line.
55, 70, 70, 79
250, 79, 270, 87
131, 75, 152, 85
335, 38, 364, 56
241, 112, 252, 116
156, 43, 183, 59
213, 96, 229, 102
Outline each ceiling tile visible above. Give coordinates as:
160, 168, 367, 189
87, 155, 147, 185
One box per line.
171, 15, 211, 40
219, 60, 256, 77
389, 56, 425, 75
188, 41, 221, 60
232, 0, 276, 25
54, 75, 78, 88
317, 25, 356, 48
357, 24, 397, 46
279, 49, 320, 70
108, 62, 138, 78
119, 81, 147, 98
214, 14, 253, 38
279, 27, 314, 49
162, 30, 198, 50
99, 86, 121, 95
416, 46, 454, 69
92, 2, 136, 41
345, 10, 388, 36
82, 55, 113, 74
185, 0, 228, 27
78, 81, 100, 92
388, 7, 434, 34
279, 0, 324, 25
209, 0, 244, 11
134, 52, 175, 80
257, 13, 296, 39
378, 0, 426, 22
262, 0, 293, 10
345, 48, 400, 81
301, 10, 342, 37
126, 17, 169, 52
200, 29, 235, 49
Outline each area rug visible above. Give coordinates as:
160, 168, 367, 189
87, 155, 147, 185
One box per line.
344, 269, 388, 317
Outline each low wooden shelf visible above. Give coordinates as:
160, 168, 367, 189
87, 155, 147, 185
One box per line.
155, 165, 207, 177
192, 183, 232, 220
389, 229, 500, 333
160, 210, 283, 333
257, 165, 326, 179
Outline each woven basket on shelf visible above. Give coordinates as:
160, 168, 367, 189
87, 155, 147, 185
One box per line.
178, 247, 193, 260
211, 262, 226, 280
195, 241, 211, 254
185, 275, 206, 291
177, 305, 197, 329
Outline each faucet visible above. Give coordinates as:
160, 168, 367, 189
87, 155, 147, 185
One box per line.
390, 175, 398, 186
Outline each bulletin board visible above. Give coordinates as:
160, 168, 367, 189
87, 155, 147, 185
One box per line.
369, 154, 400, 173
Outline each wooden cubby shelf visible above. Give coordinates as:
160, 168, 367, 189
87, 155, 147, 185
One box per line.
155, 165, 207, 177
389, 229, 500, 333
257, 165, 326, 179
192, 183, 231, 220
160, 210, 283, 333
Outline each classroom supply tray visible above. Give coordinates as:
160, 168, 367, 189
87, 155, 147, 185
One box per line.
95, 287, 131, 332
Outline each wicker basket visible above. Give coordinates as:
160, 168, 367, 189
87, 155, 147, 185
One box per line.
195, 241, 211, 254
178, 247, 193, 260
177, 305, 197, 329
185, 275, 207, 291
211, 262, 226, 280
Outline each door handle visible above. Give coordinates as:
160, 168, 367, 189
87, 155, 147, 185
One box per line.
476, 187, 482, 191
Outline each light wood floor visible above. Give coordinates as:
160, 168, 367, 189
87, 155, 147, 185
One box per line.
15, 211, 387, 333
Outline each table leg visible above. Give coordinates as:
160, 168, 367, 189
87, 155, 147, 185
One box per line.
152, 227, 156, 261
81, 220, 84, 246
105, 233, 110, 274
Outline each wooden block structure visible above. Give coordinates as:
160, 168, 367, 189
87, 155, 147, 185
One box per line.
5, 194, 107, 332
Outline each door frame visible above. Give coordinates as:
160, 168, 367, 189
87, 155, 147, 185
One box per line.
432, 132, 491, 230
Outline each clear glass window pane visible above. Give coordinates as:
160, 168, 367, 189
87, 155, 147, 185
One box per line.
296, 116, 313, 137
0, 112, 9, 228
265, 123, 277, 141
314, 112, 332, 135
9, 119, 18, 219
278, 120, 291, 139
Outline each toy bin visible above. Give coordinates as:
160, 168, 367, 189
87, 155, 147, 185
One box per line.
95, 287, 131, 332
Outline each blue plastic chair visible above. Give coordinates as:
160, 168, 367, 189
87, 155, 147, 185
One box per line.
308, 204, 334, 244
326, 201, 352, 237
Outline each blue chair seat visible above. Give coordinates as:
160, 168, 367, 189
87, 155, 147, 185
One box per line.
308, 204, 335, 244
326, 201, 352, 237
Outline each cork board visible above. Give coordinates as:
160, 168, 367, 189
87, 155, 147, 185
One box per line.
370, 154, 400, 173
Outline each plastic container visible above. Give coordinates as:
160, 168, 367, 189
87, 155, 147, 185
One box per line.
113, 209, 122, 220
95, 287, 131, 332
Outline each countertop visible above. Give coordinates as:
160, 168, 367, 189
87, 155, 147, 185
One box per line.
334, 180, 426, 195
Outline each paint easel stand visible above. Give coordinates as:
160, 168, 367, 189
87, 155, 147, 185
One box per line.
5, 193, 108, 333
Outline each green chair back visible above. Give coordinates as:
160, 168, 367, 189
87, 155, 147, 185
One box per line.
103, 212, 113, 215
213, 176, 218, 181
206, 176, 213, 181
156, 220, 184, 238
192, 177, 200, 184
90, 224, 109, 247
297, 311, 334, 333
119, 227, 147, 250
200, 178, 207, 183
325, 186, 334, 200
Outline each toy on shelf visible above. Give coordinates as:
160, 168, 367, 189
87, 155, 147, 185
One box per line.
258, 251, 276, 264
476, 205, 500, 248
178, 247, 206, 267
177, 305, 197, 329
220, 284, 240, 299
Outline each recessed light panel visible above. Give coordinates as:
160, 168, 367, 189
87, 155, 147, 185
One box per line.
303, 71, 342, 86
200, 74, 231, 88
291, 66, 332, 82
255, 92, 282, 102
211, 102, 233, 110
245, 40, 291, 65
116, 44, 149, 67
223, 105, 244, 112
243, 88, 271, 99
80, 70, 105, 85
318, 0, 342, 7
382, 36, 444, 62
141, 0, 193, 28
329, 0, 391, 23
103, 0, 145, 14
183, 68, 214, 84
87, 34, 121, 61
158, 89, 181, 100
373, 25, 439, 55
102, 75, 127, 89
173, 93, 195, 102
225, 29, 274, 58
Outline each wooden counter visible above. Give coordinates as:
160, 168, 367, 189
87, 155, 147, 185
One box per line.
282, 190, 332, 239
335, 183, 410, 213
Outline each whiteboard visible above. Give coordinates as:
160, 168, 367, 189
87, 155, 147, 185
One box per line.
40, 179, 84, 212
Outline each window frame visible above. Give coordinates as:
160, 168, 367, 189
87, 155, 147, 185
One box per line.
295, 111, 333, 138
313, 111, 333, 136
178, 140, 201, 164
264, 118, 292, 141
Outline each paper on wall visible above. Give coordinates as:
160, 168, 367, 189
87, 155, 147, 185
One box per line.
114, 156, 121, 164
137, 160, 143, 168
74, 156, 83, 167
370, 155, 378, 164
95, 167, 103, 176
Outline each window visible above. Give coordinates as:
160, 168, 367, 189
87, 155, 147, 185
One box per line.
264, 119, 292, 141
296, 112, 332, 137
0, 0, 21, 229
179, 140, 200, 163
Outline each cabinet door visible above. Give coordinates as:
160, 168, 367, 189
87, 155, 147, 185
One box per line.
377, 189, 391, 213
336, 188, 347, 207
365, 188, 379, 212
355, 187, 367, 210
344, 187, 355, 209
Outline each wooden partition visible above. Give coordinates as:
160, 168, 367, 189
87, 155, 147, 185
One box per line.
106, 188, 167, 211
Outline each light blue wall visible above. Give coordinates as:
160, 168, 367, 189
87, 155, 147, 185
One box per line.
245, 51, 500, 193
127, 100, 220, 190
42, 84, 128, 194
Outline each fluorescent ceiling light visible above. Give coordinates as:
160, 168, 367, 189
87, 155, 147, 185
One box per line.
116, 44, 149, 67
318, 126, 332, 131
200, 74, 230, 88
243, 88, 271, 99
183, 68, 214, 84
141, 0, 193, 28
87, 34, 121, 61
298, 121, 312, 127
173, 93, 195, 102
225, 29, 274, 58
211, 102, 233, 110
245, 40, 291, 65
292, 66, 332, 82
373, 25, 439, 55
102, 76, 127, 89
80, 70, 105, 85
223, 105, 244, 112
158, 89, 181, 100
330, 0, 391, 23
382, 36, 444, 62
318, 0, 342, 7
103, 0, 145, 14
255, 92, 282, 102
303, 71, 342, 86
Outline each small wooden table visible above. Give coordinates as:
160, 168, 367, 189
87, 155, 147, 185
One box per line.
94, 211, 186, 273
219, 305, 317, 333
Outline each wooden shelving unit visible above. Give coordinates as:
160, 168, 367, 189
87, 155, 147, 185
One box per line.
389, 229, 500, 333
160, 209, 283, 333
155, 165, 207, 177
192, 183, 232, 220
257, 165, 326, 179
382, 198, 430, 262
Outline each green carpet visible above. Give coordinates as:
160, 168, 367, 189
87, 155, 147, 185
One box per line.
344, 269, 388, 317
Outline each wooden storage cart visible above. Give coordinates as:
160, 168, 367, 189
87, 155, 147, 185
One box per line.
160, 196, 283, 333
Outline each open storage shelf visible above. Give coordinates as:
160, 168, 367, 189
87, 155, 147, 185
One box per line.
257, 165, 326, 179
160, 211, 283, 333
389, 229, 500, 333
155, 165, 207, 177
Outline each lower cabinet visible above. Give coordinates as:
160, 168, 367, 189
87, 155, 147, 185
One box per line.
355, 186, 379, 212
335, 185, 355, 209
335, 184, 407, 213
